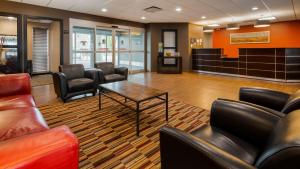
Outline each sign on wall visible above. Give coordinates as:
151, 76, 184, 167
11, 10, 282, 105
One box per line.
230, 31, 270, 44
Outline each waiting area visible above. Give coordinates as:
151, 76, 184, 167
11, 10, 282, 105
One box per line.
0, 0, 300, 169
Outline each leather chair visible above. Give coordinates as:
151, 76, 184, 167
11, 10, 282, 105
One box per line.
160, 99, 300, 169
239, 87, 300, 114
94, 62, 128, 84
53, 64, 98, 102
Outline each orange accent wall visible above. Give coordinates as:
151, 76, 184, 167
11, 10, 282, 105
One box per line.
212, 20, 300, 58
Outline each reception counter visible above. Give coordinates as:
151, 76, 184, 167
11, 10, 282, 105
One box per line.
192, 48, 300, 82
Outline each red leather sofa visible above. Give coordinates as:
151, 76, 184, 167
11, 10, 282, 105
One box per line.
0, 73, 79, 169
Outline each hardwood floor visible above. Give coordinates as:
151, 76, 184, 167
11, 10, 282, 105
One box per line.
32, 72, 300, 110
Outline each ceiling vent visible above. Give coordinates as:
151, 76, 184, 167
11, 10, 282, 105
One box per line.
144, 6, 162, 13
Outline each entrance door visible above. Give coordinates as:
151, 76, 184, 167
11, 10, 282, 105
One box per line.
115, 29, 130, 70
96, 29, 113, 63
32, 28, 49, 73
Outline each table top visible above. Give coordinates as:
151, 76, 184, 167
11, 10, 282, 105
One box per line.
99, 81, 167, 102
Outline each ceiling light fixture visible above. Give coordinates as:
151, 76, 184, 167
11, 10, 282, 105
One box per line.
175, 7, 182, 12
208, 23, 220, 27
101, 8, 107, 12
7, 16, 14, 20
201, 16, 206, 19
226, 23, 240, 30
141, 16, 146, 20
252, 6, 258, 11
203, 26, 214, 33
254, 20, 271, 28
258, 16, 276, 20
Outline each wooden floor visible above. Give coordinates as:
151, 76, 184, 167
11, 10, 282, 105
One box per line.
33, 72, 300, 110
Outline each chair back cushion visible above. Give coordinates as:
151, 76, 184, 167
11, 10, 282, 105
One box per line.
281, 90, 300, 114
255, 110, 300, 169
59, 64, 84, 80
95, 62, 114, 75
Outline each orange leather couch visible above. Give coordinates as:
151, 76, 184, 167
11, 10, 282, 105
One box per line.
0, 73, 79, 169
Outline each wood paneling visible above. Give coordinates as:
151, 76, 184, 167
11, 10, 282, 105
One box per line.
192, 48, 300, 81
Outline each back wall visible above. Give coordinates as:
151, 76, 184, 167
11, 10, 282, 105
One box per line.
212, 20, 300, 57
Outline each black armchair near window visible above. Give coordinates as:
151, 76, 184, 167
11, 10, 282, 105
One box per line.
239, 87, 300, 114
160, 99, 300, 169
94, 62, 128, 84
53, 64, 98, 102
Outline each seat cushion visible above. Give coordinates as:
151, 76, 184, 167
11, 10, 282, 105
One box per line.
0, 95, 36, 111
104, 74, 126, 83
0, 107, 49, 141
191, 125, 259, 165
67, 78, 94, 92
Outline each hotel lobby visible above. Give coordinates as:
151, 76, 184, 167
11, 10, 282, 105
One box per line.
0, 0, 300, 169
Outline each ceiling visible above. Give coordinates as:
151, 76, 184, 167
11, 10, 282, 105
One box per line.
9, 0, 300, 26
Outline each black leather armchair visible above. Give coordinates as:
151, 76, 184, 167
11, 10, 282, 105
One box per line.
160, 99, 300, 169
53, 64, 98, 102
239, 87, 300, 114
94, 62, 128, 84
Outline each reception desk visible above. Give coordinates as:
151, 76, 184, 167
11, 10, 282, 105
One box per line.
192, 48, 300, 82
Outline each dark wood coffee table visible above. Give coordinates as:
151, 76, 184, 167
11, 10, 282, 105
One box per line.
98, 81, 168, 136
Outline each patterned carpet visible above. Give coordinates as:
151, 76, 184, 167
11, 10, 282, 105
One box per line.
39, 95, 210, 169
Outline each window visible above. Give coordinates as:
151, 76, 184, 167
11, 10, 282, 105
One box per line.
72, 27, 94, 68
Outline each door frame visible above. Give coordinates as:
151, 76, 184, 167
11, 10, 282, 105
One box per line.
24, 15, 63, 74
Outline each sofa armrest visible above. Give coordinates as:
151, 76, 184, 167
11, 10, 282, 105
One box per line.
160, 126, 256, 169
239, 87, 290, 111
52, 72, 68, 98
0, 126, 79, 169
0, 73, 31, 97
210, 99, 281, 149
115, 67, 128, 80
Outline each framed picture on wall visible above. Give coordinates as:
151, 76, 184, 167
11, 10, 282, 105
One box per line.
230, 31, 270, 44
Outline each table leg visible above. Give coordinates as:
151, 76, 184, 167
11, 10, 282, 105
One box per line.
166, 93, 168, 121
99, 88, 102, 110
136, 102, 140, 136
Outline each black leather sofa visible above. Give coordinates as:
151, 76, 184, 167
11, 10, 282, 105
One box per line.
239, 87, 300, 114
160, 99, 300, 169
94, 62, 128, 84
53, 64, 98, 102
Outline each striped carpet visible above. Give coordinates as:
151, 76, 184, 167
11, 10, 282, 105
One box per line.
39, 94, 210, 169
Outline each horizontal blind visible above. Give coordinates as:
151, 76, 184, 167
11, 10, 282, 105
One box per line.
32, 28, 48, 73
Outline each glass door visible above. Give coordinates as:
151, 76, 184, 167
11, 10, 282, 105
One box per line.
130, 31, 145, 72
115, 29, 130, 69
72, 27, 94, 68
96, 29, 113, 63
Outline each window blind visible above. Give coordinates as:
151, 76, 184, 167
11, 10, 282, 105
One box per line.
32, 28, 48, 73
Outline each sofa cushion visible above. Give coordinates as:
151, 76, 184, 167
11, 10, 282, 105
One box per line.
67, 78, 94, 92
191, 125, 259, 165
95, 62, 115, 75
0, 107, 49, 141
59, 64, 85, 80
0, 95, 36, 111
104, 74, 126, 83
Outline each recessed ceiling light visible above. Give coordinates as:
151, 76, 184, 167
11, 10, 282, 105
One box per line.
208, 23, 220, 27
141, 16, 146, 20
252, 6, 258, 11
175, 7, 182, 12
258, 16, 276, 20
7, 16, 14, 20
101, 8, 107, 12
201, 16, 206, 19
